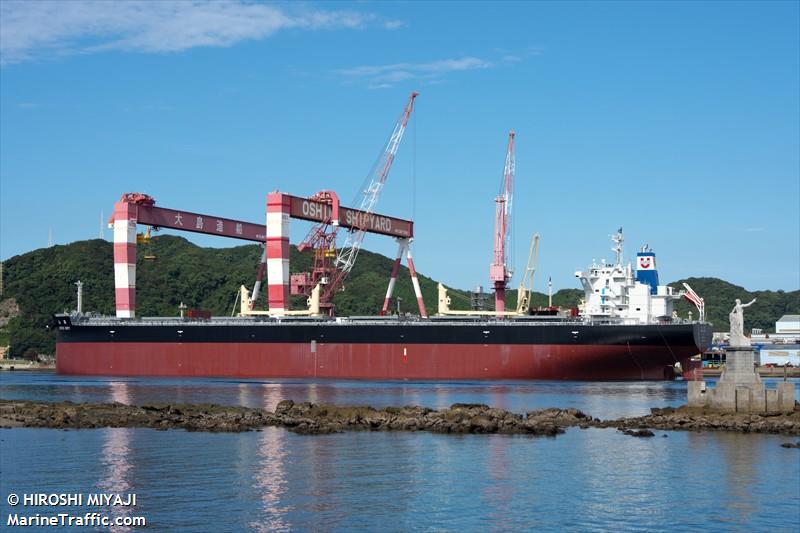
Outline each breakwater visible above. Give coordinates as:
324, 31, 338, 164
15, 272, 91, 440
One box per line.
2, 399, 798, 436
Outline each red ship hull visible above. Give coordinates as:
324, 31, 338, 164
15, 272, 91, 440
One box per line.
57, 341, 697, 381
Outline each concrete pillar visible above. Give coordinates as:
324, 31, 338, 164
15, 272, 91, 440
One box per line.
722, 347, 761, 384
749, 384, 766, 412
735, 386, 751, 412
777, 382, 797, 413
710, 382, 736, 412
766, 389, 779, 411
688, 381, 708, 408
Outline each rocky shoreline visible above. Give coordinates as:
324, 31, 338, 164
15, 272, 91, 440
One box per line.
1, 399, 798, 436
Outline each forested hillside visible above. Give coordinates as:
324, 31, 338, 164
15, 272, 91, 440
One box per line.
669, 277, 798, 333
1, 237, 795, 357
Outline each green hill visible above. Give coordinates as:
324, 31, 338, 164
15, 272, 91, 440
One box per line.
0, 237, 795, 357
668, 277, 799, 333
0, 236, 491, 357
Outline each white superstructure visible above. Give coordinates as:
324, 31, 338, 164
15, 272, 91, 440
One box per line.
574, 229, 681, 325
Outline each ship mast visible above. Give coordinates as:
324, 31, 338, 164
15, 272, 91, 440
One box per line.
611, 227, 624, 267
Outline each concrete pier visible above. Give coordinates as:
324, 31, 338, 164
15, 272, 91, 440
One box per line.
689, 347, 795, 413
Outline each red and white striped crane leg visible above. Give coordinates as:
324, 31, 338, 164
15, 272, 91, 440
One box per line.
266, 193, 291, 315
250, 247, 267, 310
112, 200, 138, 318
405, 243, 428, 318
381, 239, 408, 315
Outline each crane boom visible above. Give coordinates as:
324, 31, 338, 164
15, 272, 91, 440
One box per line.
490, 131, 515, 314
516, 233, 540, 314
335, 91, 418, 277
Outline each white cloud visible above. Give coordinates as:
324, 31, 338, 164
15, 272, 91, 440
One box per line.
336, 48, 543, 88
383, 20, 406, 30
0, 0, 384, 66
337, 56, 493, 88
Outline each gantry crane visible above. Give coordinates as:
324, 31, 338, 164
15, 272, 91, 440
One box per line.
489, 131, 515, 315
108, 94, 426, 319
109, 190, 417, 317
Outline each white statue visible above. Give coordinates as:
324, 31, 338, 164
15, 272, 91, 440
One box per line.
729, 298, 756, 347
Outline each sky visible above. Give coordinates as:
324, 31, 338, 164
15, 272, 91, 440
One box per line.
1, 0, 799, 295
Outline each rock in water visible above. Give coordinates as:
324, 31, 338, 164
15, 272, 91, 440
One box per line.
620, 428, 655, 438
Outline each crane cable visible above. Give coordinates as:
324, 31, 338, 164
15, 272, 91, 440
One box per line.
412, 103, 417, 223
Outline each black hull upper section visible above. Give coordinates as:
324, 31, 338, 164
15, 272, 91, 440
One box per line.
56, 317, 712, 352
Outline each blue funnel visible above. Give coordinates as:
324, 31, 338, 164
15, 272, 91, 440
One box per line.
636, 251, 658, 294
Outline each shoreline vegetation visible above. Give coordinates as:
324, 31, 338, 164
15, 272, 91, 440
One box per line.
2, 399, 798, 437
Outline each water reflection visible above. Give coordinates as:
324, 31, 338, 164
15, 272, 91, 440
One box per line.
717, 433, 761, 524
2, 418, 798, 531
484, 435, 513, 530
307, 382, 320, 405
249, 428, 291, 532
433, 384, 451, 410
99, 382, 133, 532
248, 383, 291, 532
260, 383, 287, 412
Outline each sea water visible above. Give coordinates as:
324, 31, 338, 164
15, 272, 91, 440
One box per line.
1, 373, 798, 531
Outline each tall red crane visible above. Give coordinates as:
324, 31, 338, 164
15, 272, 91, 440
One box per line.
489, 131, 515, 314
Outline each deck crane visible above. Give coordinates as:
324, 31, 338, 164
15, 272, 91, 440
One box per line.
490, 131, 515, 315
515, 233, 540, 314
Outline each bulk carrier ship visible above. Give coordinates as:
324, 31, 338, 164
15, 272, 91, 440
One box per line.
55, 231, 711, 381
53, 94, 710, 380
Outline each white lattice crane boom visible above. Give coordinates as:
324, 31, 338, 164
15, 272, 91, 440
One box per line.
335, 91, 418, 276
